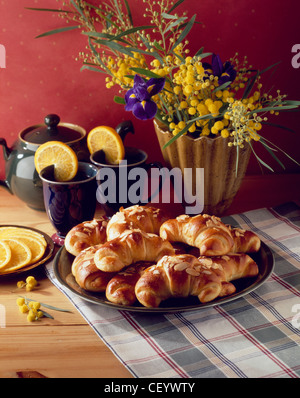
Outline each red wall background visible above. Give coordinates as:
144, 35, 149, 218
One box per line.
1, 0, 300, 180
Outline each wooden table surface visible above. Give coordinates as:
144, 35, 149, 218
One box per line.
0, 172, 299, 378
0, 189, 132, 379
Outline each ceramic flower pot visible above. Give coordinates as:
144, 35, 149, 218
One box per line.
154, 119, 251, 216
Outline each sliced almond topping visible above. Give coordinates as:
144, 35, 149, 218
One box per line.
186, 268, 200, 276
176, 215, 190, 222
75, 232, 88, 238
221, 255, 230, 261
202, 270, 212, 275
83, 222, 95, 228
199, 258, 213, 266
174, 262, 190, 271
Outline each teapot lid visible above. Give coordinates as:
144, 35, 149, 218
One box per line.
22, 114, 83, 144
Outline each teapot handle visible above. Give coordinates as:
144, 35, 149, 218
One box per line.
0, 138, 12, 193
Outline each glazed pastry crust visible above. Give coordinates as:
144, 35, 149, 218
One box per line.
106, 205, 169, 240
105, 261, 153, 306
160, 214, 234, 256
71, 245, 116, 292
94, 229, 175, 273
65, 217, 108, 256
135, 253, 259, 307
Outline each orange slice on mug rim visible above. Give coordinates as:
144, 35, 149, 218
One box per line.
34, 141, 78, 181
87, 125, 125, 165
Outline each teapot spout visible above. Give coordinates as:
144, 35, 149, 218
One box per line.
0, 137, 12, 160
0, 138, 13, 193
0, 179, 12, 193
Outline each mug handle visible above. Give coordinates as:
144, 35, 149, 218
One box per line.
142, 161, 166, 204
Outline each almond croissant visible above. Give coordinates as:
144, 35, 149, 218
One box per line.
135, 253, 259, 308
105, 261, 153, 306
71, 245, 116, 292
229, 227, 261, 253
65, 217, 108, 256
106, 205, 169, 240
94, 229, 175, 273
160, 214, 234, 256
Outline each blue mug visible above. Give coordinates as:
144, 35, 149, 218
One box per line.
90, 147, 163, 215
39, 162, 98, 244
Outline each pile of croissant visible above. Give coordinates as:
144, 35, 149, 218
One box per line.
64, 205, 261, 308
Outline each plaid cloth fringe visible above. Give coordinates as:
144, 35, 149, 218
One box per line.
45, 202, 300, 378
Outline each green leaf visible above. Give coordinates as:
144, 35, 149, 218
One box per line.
194, 46, 204, 56
20, 296, 72, 313
94, 39, 135, 57
260, 121, 295, 133
249, 105, 299, 114
161, 12, 181, 19
259, 138, 285, 169
70, 0, 86, 19
283, 100, 300, 106
80, 65, 107, 73
258, 61, 281, 76
113, 0, 124, 23
197, 52, 212, 60
164, 17, 187, 34
111, 25, 154, 41
242, 71, 259, 100
25, 7, 73, 13
40, 310, 54, 319
114, 95, 126, 104
123, 0, 133, 25
129, 67, 163, 79
258, 136, 300, 167
168, 0, 185, 14
35, 25, 79, 39
213, 81, 232, 93
171, 14, 196, 51
235, 144, 240, 177
249, 143, 275, 172
153, 40, 164, 51
87, 37, 112, 74
163, 122, 194, 148
83, 31, 131, 45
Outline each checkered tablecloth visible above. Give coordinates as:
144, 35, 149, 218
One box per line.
45, 202, 300, 378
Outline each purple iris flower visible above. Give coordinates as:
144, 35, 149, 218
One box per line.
203, 54, 236, 86
125, 74, 165, 120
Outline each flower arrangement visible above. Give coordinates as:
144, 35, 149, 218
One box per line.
28, 0, 300, 171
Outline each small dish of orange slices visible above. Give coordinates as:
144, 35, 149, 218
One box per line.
0, 226, 54, 275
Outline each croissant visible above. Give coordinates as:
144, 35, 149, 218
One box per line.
65, 217, 108, 256
229, 227, 261, 253
94, 229, 175, 273
71, 245, 116, 292
135, 253, 259, 308
105, 261, 153, 306
106, 205, 169, 240
160, 214, 234, 256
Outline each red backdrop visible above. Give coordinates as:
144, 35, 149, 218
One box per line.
1, 0, 300, 179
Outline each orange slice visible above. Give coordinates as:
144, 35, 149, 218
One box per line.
34, 141, 78, 181
87, 126, 125, 164
14, 236, 46, 265
1, 239, 32, 272
0, 240, 11, 269
0, 227, 47, 248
